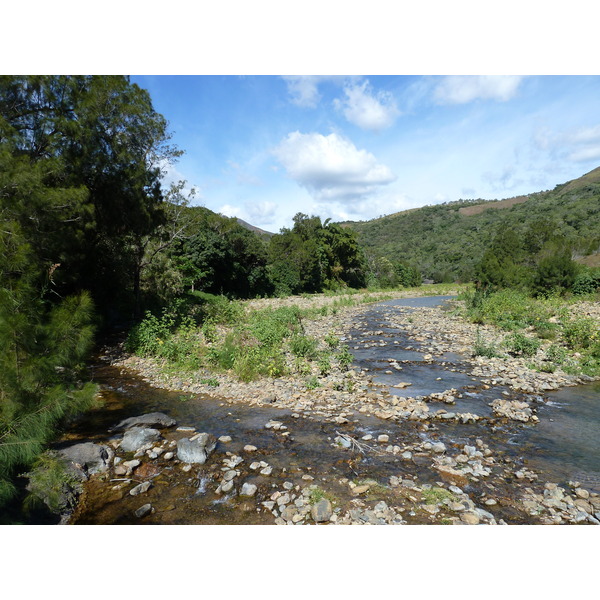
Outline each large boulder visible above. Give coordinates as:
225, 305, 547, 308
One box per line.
120, 427, 161, 453
177, 433, 217, 464
58, 442, 114, 481
109, 412, 176, 432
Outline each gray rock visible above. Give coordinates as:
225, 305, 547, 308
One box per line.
120, 427, 161, 453
134, 503, 152, 518
311, 498, 333, 523
58, 442, 114, 480
177, 433, 217, 464
240, 482, 257, 497
110, 412, 176, 432
130, 481, 151, 496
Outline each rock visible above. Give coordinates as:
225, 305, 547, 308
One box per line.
110, 412, 176, 432
377, 435, 389, 443
177, 433, 217, 464
223, 470, 237, 481
220, 480, 234, 493
260, 466, 273, 476
240, 482, 257, 497
311, 498, 333, 523
460, 512, 480, 525
58, 442, 113, 480
134, 503, 153, 518
130, 481, 151, 496
435, 466, 469, 488
120, 427, 161, 453
134, 462, 161, 479
575, 488, 590, 500
352, 484, 370, 496
243, 445, 257, 452
432, 442, 446, 453
218, 435, 232, 443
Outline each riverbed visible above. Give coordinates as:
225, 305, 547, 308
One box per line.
58, 295, 600, 525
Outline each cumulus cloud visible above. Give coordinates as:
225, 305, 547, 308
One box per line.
433, 76, 524, 104
333, 80, 400, 131
218, 201, 278, 228
273, 131, 396, 201
282, 76, 329, 108
533, 123, 600, 164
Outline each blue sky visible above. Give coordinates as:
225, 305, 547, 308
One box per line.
129, 75, 600, 233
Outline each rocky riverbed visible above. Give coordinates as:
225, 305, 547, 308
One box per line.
50, 290, 600, 525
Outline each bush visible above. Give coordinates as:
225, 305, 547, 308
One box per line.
290, 335, 318, 359
504, 332, 541, 357
562, 318, 597, 350
572, 270, 600, 295
473, 330, 500, 358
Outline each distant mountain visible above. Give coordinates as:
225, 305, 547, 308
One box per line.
236, 218, 274, 240
341, 167, 600, 282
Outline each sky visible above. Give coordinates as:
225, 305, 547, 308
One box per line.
131, 75, 600, 233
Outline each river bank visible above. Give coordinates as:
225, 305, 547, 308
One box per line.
58, 289, 599, 525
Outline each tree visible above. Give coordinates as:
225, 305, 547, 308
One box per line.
0, 75, 178, 319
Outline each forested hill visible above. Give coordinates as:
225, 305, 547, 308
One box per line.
341, 167, 600, 283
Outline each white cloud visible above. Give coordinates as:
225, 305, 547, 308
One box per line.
333, 80, 400, 131
273, 131, 396, 202
433, 76, 524, 104
282, 76, 327, 108
245, 201, 278, 223
533, 123, 600, 164
217, 201, 278, 228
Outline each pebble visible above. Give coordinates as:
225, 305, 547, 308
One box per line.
377, 435, 389, 443
219, 436, 232, 443
243, 445, 257, 452
134, 503, 152, 518
240, 482, 257, 497
130, 481, 151, 496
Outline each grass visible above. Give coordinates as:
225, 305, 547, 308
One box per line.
308, 486, 337, 507
458, 287, 600, 377
421, 487, 459, 505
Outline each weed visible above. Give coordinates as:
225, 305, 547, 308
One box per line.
421, 486, 458, 505
337, 346, 354, 371
308, 486, 337, 506
473, 329, 500, 358
200, 378, 220, 387
504, 332, 541, 358
324, 333, 340, 349
306, 376, 321, 390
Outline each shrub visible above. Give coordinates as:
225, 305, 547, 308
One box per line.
337, 346, 354, 370
562, 318, 597, 350
473, 330, 500, 358
290, 335, 318, 359
504, 332, 541, 357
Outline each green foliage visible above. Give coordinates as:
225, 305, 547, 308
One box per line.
337, 346, 354, 371
344, 172, 600, 285
305, 376, 321, 390
572, 269, 600, 296
562, 318, 598, 350
421, 486, 459, 505
504, 332, 541, 358
473, 330, 500, 358
324, 333, 340, 349
267, 213, 367, 295
23, 451, 82, 514
290, 335, 319, 360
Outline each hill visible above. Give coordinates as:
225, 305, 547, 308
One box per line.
236, 218, 274, 240
342, 167, 600, 282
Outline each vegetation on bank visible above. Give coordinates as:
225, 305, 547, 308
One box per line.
124, 290, 401, 384
458, 287, 600, 377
